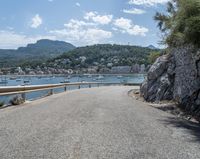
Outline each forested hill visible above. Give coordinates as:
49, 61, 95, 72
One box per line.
45, 44, 159, 69
0, 39, 75, 67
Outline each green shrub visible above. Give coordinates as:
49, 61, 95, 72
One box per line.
0, 101, 4, 107
148, 52, 161, 64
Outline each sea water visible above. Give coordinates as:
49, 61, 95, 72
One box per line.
0, 74, 145, 105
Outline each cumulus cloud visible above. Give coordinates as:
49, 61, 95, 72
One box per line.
76, 2, 80, 7
113, 17, 148, 36
0, 30, 55, 49
64, 19, 96, 29
123, 8, 146, 14
84, 12, 113, 25
50, 19, 112, 45
128, 0, 169, 6
30, 14, 42, 28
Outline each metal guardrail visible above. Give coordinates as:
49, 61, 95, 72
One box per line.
0, 82, 141, 101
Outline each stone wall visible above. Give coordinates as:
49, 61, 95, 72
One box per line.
141, 45, 200, 116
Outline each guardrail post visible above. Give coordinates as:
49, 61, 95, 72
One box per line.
89, 84, 91, 88
78, 85, 81, 89
22, 93, 26, 101
98, 83, 100, 87
64, 86, 67, 92
49, 89, 53, 95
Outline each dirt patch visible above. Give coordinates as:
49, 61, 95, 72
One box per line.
129, 89, 199, 124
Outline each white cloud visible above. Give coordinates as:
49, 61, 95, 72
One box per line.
123, 8, 146, 14
113, 17, 148, 36
84, 12, 113, 25
64, 19, 96, 29
48, 0, 53, 2
0, 30, 55, 49
30, 14, 42, 28
50, 19, 112, 45
128, 0, 169, 6
76, 2, 80, 7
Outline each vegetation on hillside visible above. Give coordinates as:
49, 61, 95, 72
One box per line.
154, 0, 200, 47
43, 44, 158, 70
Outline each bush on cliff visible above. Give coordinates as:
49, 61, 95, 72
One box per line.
154, 0, 200, 47
148, 51, 161, 64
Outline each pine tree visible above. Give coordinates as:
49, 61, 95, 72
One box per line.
154, 0, 200, 47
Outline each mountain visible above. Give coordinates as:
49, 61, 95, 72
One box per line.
0, 39, 75, 67
147, 45, 157, 49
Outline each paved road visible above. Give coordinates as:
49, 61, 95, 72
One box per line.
0, 86, 200, 159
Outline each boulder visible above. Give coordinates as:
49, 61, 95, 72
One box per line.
147, 55, 169, 80
141, 54, 174, 102
10, 96, 25, 105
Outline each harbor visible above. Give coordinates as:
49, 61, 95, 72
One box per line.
0, 74, 145, 104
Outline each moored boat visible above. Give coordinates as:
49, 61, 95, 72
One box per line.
60, 80, 70, 83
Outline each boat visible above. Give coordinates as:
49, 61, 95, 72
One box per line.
66, 75, 71, 79
23, 80, 30, 85
16, 79, 22, 82
60, 80, 70, 83
10, 76, 17, 80
96, 75, 104, 80
117, 75, 123, 79
0, 76, 8, 84
0, 80, 8, 84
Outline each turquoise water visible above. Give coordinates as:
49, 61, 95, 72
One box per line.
0, 74, 145, 104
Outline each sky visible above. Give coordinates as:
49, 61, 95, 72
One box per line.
0, 0, 169, 49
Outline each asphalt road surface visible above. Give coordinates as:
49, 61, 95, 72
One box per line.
0, 86, 200, 159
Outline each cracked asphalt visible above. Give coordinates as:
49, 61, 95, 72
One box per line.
0, 86, 200, 159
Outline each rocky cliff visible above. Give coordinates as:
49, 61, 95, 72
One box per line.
141, 45, 200, 117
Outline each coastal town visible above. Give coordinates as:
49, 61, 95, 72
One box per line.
0, 63, 147, 75
0, 0, 200, 158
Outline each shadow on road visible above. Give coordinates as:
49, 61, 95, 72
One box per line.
159, 117, 200, 142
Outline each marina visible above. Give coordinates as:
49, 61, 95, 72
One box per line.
0, 74, 145, 104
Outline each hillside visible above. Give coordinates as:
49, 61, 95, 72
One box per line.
0, 39, 75, 67
29, 44, 159, 74
53, 44, 158, 65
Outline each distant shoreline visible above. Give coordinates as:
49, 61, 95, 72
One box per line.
1, 73, 147, 77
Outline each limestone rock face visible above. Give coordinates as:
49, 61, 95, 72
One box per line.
173, 47, 200, 108
141, 55, 174, 102
141, 45, 200, 116
147, 55, 168, 80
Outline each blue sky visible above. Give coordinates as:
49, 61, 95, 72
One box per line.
0, 0, 168, 49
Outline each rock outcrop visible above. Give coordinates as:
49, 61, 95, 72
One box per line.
141, 45, 200, 117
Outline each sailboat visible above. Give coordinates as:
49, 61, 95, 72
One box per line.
0, 76, 8, 85
96, 75, 104, 80
10, 76, 17, 80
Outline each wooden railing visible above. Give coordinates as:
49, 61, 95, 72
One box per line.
0, 82, 141, 101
